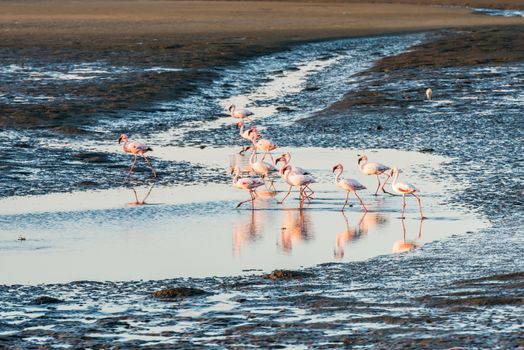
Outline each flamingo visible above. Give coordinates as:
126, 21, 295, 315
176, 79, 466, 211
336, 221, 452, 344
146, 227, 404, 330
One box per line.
425, 87, 432, 100
275, 153, 314, 199
390, 167, 424, 219
229, 104, 254, 123
243, 145, 278, 191
231, 166, 265, 208
357, 154, 391, 195
278, 164, 315, 206
236, 120, 258, 141
332, 163, 367, 212
250, 133, 278, 164
118, 134, 157, 178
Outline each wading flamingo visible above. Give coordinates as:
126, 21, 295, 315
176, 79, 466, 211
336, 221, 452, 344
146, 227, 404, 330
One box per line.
229, 104, 254, 123
231, 166, 264, 209
275, 153, 315, 199
251, 133, 278, 164
425, 87, 432, 100
245, 145, 278, 191
357, 154, 391, 195
278, 164, 315, 207
118, 134, 157, 178
390, 167, 424, 219
333, 163, 367, 212
236, 120, 258, 141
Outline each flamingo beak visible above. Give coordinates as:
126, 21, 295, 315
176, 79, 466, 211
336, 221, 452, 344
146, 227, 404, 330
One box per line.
118, 136, 123, 144
332, 165, 338, 173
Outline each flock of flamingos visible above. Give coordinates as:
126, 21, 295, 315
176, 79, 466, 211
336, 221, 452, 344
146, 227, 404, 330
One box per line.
117, 103, 425, 219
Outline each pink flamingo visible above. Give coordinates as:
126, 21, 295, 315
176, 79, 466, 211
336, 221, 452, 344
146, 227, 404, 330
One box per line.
229, 104, 254, 123
250, 133, 278, 164
358, 154, 391, 195
278, 164, 315, 206
231, 166, 265, 208
118, 134, 157, 178
236, 120, 258, 141
332, 163, 367, 212
390, 167, 424, 219
275, 153, 315, 199
425, 87, 432, 100
244, 146, 278, 191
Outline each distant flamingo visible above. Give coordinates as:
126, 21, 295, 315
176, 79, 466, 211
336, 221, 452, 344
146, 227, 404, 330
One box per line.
245, 146, 278, 191
425, 87, 432, 100
236, 120, 258, 141
231, 166, 265, 208
390, 167, 424, 219
229, 104, 254, 123
358, 154, 391, 195
278, 164, 315, 206
275, 153, 314, 198
251, 133, 278, 164
118, 134, 157, 178
333, 163, 367, 212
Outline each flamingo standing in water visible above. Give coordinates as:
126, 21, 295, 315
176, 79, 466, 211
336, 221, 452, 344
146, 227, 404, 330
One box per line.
332, 163, 367, 212
231, 166, 265, 208
390, 167, 424, 219
251, 133, 278, 164
229, 104, 254, 123
425, 87, 432, 100
278, 164, 315, 206
118, 134, 157, 178
244, 145, 278, 191
275, 153, 314, 199
358, 154, 391, 195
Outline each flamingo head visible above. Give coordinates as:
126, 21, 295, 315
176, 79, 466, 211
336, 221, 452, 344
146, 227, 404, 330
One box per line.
236, 121, 244, 128
275, 154, 286, 166
118, 134, 128, 144
390, 167, 400, 176
332, 163, 343, 173
280, 164, 292, 176
247, 128, 258, 140
357, 154, 367, 165
228, 104, 236, 113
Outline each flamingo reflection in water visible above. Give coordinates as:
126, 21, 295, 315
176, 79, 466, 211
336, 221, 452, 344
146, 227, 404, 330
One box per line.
278, 209, 313, 253
334, 212, 388, 259
232, 210, 264, 257
392, 218, 423, 253
128, 182, 156, 206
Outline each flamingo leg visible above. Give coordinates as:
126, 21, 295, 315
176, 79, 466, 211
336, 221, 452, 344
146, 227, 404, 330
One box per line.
374, 175, 381, 195
380, 173, 391, 193
236, 190, 256, 208
342, 191, 350, 211
354, 191, 368, 212
305, 185, 315, 199
268, 178, 276, 192
401, 194, 406, 219
412, 193, 424, 219
268, 152, 275, 165
127, 155, 138, 178
142, 155, 157, 177
278, 185, 293, 204
300, 186, 311, 203
131, 187, 140, 204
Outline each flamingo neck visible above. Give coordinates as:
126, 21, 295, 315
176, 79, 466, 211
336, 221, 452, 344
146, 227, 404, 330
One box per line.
392, 170, 399, 186
232, 171, 239, 184
238, 123, 244, 135
229, 106, 236, 117
335, 167, 343, 183
359, 158, 367, 171
121, 140, 128, 152
249, 149, 257, 165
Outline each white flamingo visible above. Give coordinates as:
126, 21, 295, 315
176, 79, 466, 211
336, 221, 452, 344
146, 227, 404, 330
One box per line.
332, 163, 367, 212
275, 153, 315, 199
237, 120, 258, 141
231, 166, 265, 208
229, 104, 254, 123
390, 167, 424, 219
358, 154, 391, 195
251, 133, 278, 164
278, 164, 315, 206
425, 87, 432, 100
118, 134, 157, 178
245, 146, 278, 191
